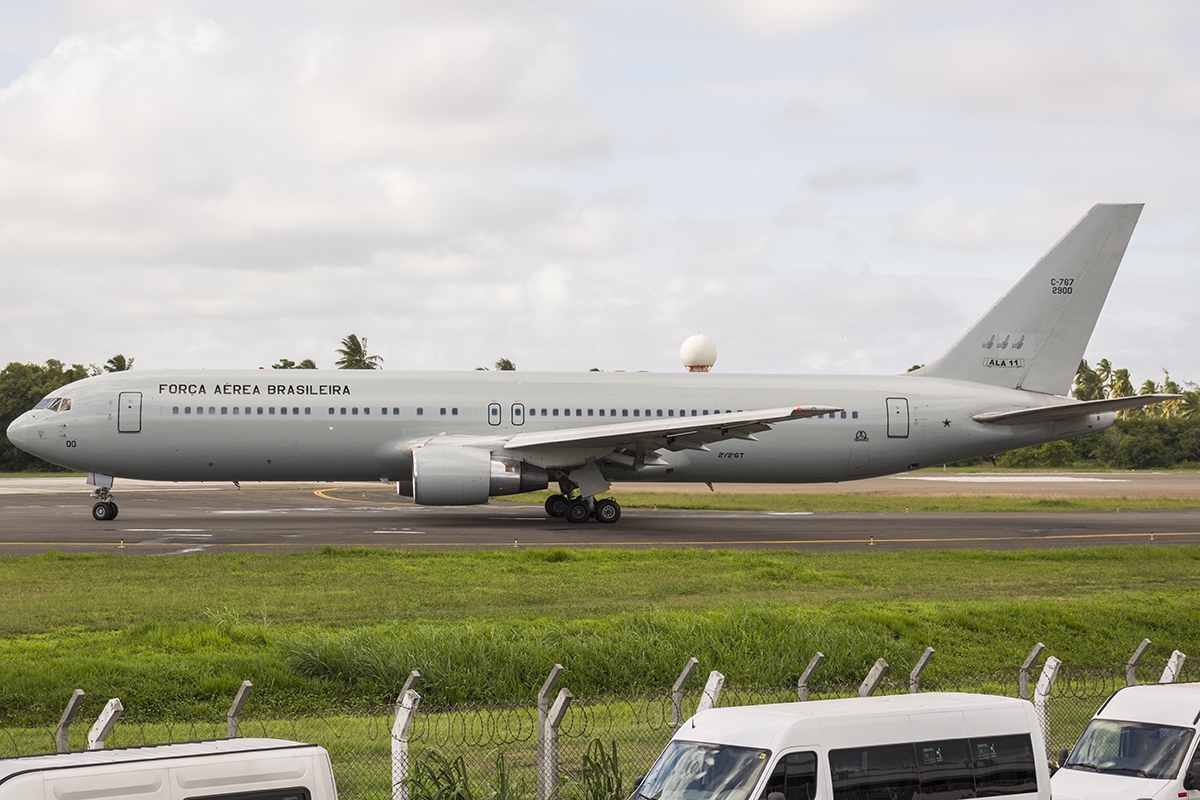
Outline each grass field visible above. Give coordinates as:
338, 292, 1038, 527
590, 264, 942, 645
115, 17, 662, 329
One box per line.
2, 546, 1200, 725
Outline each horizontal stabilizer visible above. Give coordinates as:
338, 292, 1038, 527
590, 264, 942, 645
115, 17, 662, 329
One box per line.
972, 394, 1181, 425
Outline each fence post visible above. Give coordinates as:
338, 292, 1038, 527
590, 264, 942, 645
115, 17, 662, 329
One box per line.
539, 688, 573, 800
226, 680, 253, 738
909, 647, 936, 694
1019, 642, 1045, 700
858, 659, 889, 697
696, 670, 725, 713
1160, 650, 1187, 683
1126, 639, 1152, 686
86, 698, 123, 751
798, 652, 825, 701
56, 689, 85, 754
401, 670, 421, 698
391, 689, 421, 800
1033, 655, 1061, 759
537, 665, 565, 800
672, 657, 699, 728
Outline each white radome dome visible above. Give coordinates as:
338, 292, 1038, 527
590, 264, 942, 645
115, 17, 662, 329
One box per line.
680, 334, 717, 372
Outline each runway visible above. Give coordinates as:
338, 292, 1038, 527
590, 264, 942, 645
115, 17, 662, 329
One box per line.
1, 474, 1199, 554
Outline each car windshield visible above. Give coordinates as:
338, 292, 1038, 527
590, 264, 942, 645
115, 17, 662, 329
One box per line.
635, 741, 771, 800
1065, 719, 1194, 781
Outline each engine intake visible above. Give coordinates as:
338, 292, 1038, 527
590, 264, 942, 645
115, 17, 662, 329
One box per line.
412, 446, 548, 506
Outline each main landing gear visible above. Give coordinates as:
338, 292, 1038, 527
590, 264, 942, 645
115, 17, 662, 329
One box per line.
90, 487, 119, 521
544, 493, 621, 524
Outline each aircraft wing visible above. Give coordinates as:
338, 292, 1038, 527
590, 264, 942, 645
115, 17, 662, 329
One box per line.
503, 405, 841, 453
972, 394, 1181, 424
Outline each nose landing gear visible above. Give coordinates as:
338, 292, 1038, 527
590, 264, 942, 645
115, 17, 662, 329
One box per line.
90, 487, 119, 521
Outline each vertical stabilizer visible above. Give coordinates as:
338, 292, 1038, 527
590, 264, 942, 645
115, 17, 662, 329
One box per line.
915, 203, 1143, 396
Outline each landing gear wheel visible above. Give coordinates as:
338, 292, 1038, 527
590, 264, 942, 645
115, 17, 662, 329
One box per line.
92, 502, 115, 521
594, 498, 621, 524
544, 494, 568, 518
564, 498, 591, 524
106, 502, 118, 521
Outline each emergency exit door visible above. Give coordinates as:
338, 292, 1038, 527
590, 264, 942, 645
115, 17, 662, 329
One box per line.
886, 397, 909, 438
118, 392, 142, 433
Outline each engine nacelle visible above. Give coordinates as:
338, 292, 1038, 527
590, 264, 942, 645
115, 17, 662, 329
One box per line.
411, 446, 548, 506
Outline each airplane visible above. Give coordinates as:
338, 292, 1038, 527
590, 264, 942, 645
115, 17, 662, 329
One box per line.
6, 203, 1179, 524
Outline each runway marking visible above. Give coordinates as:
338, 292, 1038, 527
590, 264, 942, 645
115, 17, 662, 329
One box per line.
893, 475, 1129, 483
1, 530, 1198, 549
314, 487, 410, 506
122, 528, 207, 533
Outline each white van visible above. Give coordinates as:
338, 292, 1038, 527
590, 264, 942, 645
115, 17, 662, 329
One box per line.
635, 692, 1050, 800
0, 738, 337, 799
1053, 682, 1200, 800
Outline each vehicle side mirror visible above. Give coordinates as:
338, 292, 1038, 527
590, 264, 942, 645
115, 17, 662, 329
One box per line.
1057, 748, 1069, 768
1184, 770, 1198, 790
633, 776, 644, 790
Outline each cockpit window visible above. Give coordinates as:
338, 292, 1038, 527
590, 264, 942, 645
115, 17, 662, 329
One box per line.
35, 397, 73, 412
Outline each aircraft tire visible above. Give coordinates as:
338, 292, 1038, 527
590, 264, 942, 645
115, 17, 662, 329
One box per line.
594, 498, 621, 524
92, 502, 113, 521
564, 498, 591, 524
107, 502, 119, 520
544, 494, 568, 517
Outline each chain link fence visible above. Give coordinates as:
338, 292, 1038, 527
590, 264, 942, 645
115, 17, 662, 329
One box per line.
0, 658, 1183, 800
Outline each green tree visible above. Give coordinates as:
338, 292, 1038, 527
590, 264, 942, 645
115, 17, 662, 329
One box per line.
104, 354, 134, 372
1072, 359, 1103, 401
0, 360, 94, 472
272, 358, 318, 370
495, 358, 516, 371
335, 335, 383, 370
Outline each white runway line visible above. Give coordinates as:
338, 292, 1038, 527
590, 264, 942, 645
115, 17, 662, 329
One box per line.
892, 475, 1129, 483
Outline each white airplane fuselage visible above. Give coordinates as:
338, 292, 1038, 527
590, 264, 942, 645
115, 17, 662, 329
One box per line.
5, 369, 1110, 485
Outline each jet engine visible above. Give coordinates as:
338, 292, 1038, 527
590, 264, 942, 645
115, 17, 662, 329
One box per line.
411, 445, 548, 506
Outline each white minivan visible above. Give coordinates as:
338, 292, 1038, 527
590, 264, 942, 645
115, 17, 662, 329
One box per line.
635, 692, 1050, 800
1053, 682, 1200, 800
0, 738, 338, 799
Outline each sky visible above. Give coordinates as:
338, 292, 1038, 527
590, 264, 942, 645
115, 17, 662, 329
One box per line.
1, 0, 1198, 386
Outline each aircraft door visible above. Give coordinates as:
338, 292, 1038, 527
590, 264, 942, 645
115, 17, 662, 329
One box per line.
511, 403, 525, 426
488, 403, 501, 426
118, 392, 142, 433
886, 397, 909, 438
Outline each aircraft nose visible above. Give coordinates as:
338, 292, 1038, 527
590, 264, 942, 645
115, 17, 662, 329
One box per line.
6, 414, 28, 449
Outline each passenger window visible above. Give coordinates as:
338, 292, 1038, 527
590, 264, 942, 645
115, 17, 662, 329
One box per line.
393, 408, 399, 415
542, 409, 548, 416
841, 411, 847, 419
417, 408, 423, 415
221, 407, 228, 415
245, 407, 251, 415
305, 408, 310, 415
232, 407, 239, 415
452, 408, 458, 415
916, 739, 974, 799
382, 407, 388, 415
611, 409, 616, 416
197, 407, 204, 415
269, 407, 276, 415
340, 408, 346, 415
576, 409, 582, 416
633, 410, 640, 417
352, 408, 358, 415
852, 411, 859, 419
668, 409, 675, 417
281, 407, 288, 415
830, 742, 917, 800
647, 410, 652, 417
971, 735, 1037, 796
257, 407, 264, 415
622, 410, 628, 417
554, 409, 560, 417
761, 751, 818, 800
173, 407, 179, 415
328, 408, 335, 415
364, 408, 370, 415
440, 408, 446, 416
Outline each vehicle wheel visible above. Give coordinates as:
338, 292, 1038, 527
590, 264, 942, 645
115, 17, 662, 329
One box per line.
594, 498, 621, 524
106, 502, 119, 521
544, 494, 568, 517
92, 502, 112, 521
564, 498, 591, 524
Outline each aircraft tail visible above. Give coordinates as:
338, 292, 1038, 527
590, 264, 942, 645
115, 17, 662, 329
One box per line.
914, 203, 1143, 396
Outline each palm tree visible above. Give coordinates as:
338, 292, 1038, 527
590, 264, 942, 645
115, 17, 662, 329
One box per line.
335, 335, 383, 370
1073, 360, 1103, 401
104, 354, 134, 372
494, 358, 516, 371
1095, 358, 1114, 398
